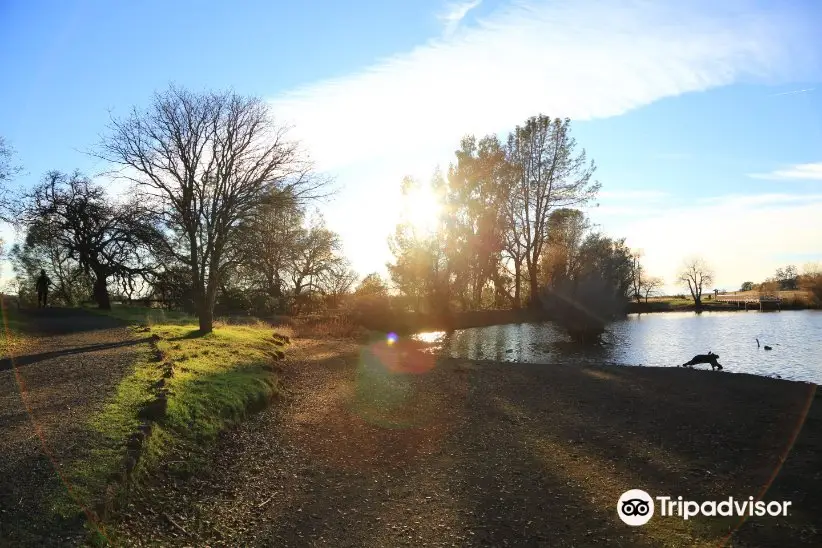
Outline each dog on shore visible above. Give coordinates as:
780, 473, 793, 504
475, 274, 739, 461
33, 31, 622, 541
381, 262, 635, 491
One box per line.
681, 351, 723, 370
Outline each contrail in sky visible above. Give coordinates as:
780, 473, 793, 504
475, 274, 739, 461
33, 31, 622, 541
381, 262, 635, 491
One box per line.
771, 88, 815, 96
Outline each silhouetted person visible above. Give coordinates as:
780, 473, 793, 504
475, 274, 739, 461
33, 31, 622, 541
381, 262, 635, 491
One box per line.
35, 270, 50, 308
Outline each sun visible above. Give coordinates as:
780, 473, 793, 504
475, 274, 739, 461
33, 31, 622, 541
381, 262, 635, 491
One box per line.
404, 183, 442, 234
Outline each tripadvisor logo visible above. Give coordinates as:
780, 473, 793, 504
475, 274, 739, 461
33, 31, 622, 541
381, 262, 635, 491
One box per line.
618, 489, 654, 526
617, 489, 793, 526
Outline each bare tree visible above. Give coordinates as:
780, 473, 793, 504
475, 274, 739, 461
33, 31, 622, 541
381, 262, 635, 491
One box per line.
641, 276, 664, 303
629, 250, 644, 303
287, 212, 342, 313
505, 116, 599, 305
99, 85, 326, 332
677, 256, 714, 309
316, 259, 358, 309
16, 171, 159, 309
0, 136, 23, 220
10, 239, 91, 306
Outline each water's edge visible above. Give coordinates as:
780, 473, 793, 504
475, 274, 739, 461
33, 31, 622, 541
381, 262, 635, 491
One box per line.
415, 310, 822, 385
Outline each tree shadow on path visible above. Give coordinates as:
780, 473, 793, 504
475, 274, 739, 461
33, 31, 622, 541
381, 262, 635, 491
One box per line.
1, 307, 144, 546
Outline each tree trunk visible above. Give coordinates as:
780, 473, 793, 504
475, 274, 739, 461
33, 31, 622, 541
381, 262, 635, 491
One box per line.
513, 262, 522, 309
192, 280, 211, 333
528, 268, 540, 309
198, 282, 219, 334
198, 303, 213, 333
93, 273, 111, 310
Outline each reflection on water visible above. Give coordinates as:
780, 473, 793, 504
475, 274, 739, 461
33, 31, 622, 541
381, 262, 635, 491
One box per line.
414, 330, 447, 344
413, 310, 822, 384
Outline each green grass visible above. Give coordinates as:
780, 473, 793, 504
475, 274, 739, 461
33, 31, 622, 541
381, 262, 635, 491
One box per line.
663, 297, 695, 308
52, 309, 287, 542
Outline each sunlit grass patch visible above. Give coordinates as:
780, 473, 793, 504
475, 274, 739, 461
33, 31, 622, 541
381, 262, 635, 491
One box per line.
53, 316, 287, 538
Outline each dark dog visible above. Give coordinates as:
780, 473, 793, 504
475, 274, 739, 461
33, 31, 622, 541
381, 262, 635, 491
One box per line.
681, 351, 722, 370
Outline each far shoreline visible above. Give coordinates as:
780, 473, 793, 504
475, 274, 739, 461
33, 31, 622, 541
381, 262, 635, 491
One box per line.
371, 301, 818, 336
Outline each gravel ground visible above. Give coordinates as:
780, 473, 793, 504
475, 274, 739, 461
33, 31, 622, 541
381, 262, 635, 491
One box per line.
114, 338, 822, 547
0, 308, 147, 546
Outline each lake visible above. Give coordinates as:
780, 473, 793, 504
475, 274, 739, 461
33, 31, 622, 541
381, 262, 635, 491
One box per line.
414, 310, 822, 385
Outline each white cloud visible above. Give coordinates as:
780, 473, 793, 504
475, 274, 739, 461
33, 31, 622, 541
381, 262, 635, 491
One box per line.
748, 162, 822, 181
439, 0, 483, 37
266, 0, 817, 279
271, 0, 813, 174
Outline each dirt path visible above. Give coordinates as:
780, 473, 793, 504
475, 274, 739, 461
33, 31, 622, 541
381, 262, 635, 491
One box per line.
0, 309, 146, 546
115, 338, 822, 547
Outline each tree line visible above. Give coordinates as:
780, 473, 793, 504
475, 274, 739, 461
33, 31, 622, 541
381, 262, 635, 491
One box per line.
2, 86, 696, 338
382, 115, 675, 339
2, 86, 355, 332
739, 263, 822, 305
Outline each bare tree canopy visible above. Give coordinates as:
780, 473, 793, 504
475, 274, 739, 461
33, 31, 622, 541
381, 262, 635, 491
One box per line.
98, 85, 327, 331
677, 256, 715, 309
641, 276, 664, 303
0, 135, 24, 220
16, 171, 159, 309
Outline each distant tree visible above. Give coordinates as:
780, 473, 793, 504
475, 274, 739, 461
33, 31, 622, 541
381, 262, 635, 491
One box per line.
388, 175, 450, 315
16, 171, 159, 309
540, 208, 588, 289
677, 256, 714, 309
355, 273, 389, 298
505, 116, 599, 305
10, 240, 91, 307
349, 272, 392, 327
540, 233, 633, 342
287, 212, 344, 314
99, 85, 327, 332
740, 281, 754, 291
234, 188, 305, 314
541, 272, 625, 343
445, 135, 511, 309
629, 250, 644, 303
317, 259, 358, 309
777, 264, 799, 290
641, 276, 664, 303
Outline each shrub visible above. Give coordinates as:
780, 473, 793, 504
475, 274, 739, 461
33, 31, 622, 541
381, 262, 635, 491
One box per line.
539, 273, 628, 343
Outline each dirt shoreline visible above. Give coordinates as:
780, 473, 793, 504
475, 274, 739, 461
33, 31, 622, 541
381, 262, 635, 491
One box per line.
113, 338, 822, 547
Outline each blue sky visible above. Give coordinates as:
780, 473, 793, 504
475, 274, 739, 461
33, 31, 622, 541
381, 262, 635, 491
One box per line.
2, 0, 821, 292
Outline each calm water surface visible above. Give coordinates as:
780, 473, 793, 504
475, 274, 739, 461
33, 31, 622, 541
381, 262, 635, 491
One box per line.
414, 310, 822, 384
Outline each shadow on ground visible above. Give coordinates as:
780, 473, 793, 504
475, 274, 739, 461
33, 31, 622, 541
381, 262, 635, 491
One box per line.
112, 340, 821, 547
0, 308, 145, 546
13, 307, 128, 336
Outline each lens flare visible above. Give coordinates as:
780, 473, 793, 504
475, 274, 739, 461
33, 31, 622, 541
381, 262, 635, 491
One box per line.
386, 332, 399, 345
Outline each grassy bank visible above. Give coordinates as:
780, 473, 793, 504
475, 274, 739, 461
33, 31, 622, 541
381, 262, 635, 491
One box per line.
629, 291, 819, 314
52, 307, 288, 543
